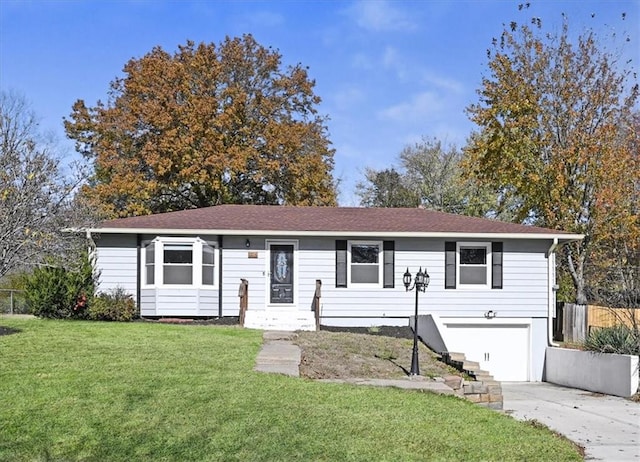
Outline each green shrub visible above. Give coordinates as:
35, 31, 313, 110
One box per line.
24, 252, 96, 319
89, 287, 137, 322
583, 324, 640, 356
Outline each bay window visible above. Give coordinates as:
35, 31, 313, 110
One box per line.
142, 237, 216, 288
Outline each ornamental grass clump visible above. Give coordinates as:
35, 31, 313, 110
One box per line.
583, 324, 640, 356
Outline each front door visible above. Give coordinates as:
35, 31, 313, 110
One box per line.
267, 241, 296, 305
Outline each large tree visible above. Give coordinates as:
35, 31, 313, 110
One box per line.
464, 15, 639, 304
357, 167, 418, 208
65, 35, 336, 217
0, 91, 93, 279
357, 138, 505, 218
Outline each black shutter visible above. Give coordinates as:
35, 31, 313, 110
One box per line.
492, 242, 503, 289
445, 241, 456, 289
336, 240, 347, 288
383, 241, 395, 288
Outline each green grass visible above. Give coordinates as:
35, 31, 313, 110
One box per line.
0, 318, 582, 461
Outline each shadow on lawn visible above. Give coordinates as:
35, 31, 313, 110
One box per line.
0, 326, 21, 336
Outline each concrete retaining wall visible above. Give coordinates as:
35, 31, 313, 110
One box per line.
545, 347, 639, 398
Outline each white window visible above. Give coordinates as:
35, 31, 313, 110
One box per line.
163, 244, 193, 285
202, 244, 215, 286
457, 242, 491, 289
142, 237, 216, 288
348, 241, 383, 287
144, 241, 155, 285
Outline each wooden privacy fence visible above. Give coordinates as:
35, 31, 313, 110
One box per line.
557, 303, 639, 343
588, 305, 640, 330
561, 303, 587, 343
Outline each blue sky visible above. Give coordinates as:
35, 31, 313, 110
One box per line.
1, 0, 638, 205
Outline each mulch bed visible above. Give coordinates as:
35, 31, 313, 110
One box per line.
140, 317, 413, 338
141, 317, 240, 326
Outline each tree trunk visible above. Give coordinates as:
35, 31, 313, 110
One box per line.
565, 243, 588, 305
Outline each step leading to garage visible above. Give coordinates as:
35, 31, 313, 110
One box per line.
441, 351, 503, 410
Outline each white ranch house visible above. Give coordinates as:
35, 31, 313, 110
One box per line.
88, 205, 582, 382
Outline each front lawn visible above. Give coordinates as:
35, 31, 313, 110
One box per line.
0, 318, 582, 461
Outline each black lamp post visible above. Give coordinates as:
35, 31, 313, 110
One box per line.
403, 267, 430, 376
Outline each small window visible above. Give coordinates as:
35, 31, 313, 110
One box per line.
163, 244, 193, 285
348, 241, 382, 286
144, 242, 155, 285
202, 244, 215, 286
457, 242, 491, 288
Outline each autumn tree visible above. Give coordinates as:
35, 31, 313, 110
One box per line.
464, 15, 639, 305
0, 90, 94, 279
65, 35, 336, 218
585, 111, 640, 307
357, 138, 505, 217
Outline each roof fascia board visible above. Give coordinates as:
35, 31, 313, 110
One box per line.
88, 227, 584, 241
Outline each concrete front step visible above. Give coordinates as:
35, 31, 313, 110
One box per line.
244, 310, 316, 331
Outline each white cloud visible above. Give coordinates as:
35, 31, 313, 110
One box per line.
351, 52, 373, 70
348, 0, 416, 32
382, 46, 399, 69
381, 45, 409, 80
420, 71, 464, 94
329, 86, 366, 111
246, 10, 285, 28
377, 91, 445, 122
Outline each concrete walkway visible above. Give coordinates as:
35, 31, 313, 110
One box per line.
502, 382, 640, 461
254, 331, 302, 377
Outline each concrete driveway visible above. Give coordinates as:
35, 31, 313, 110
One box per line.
502, 382, 639, 461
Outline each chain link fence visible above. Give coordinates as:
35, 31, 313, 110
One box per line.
0, 289, 29, 315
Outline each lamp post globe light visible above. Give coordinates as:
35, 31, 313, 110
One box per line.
403, 267, 430, 376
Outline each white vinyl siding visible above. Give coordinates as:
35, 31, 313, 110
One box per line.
140, 288, 217, 317
220, 236, 267, 317
97, 235, 551, 321
218, 237, 550, 322
94, 234, 138, 296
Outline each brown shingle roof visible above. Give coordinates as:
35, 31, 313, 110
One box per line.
93, 205, 579, 238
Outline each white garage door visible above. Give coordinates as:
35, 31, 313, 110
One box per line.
443, 322, 530, 381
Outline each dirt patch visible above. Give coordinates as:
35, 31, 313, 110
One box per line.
0, 326, 20, 336
295, 327, 462, 380
320, 325, 414, 339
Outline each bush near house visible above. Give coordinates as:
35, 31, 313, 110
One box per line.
88, 287, 137, 322
24, 253, 95, 319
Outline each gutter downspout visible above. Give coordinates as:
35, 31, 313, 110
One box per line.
218, 236, 223, 318
136, 234, 141, 314
547, 238, 559, 347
